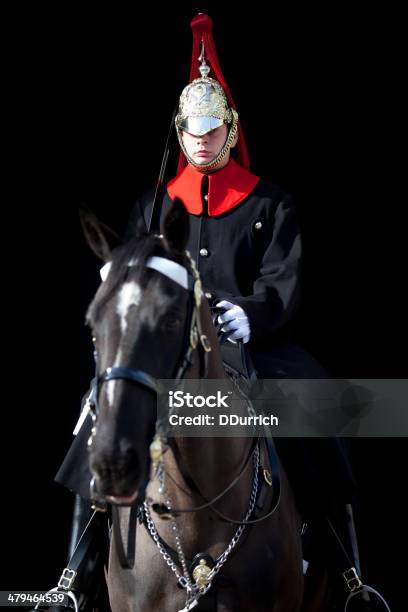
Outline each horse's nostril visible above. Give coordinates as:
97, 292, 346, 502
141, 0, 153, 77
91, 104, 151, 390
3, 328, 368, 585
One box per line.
91, 448, 140, 496
115, 448, 139, 476
97, 465, 112, 481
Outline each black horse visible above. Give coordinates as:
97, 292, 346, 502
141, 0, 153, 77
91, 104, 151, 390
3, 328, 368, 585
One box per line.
84, 200, 329, 611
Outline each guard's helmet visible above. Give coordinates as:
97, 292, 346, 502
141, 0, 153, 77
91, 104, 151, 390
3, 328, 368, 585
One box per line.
175, 14, 249, 173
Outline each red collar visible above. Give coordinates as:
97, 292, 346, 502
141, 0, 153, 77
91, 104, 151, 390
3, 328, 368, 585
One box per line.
167, 159, 259, 216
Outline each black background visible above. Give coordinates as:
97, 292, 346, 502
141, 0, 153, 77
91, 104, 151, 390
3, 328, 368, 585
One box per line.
4, 3, 406, 611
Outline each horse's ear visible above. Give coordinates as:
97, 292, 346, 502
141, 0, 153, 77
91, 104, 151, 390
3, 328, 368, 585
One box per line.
79, 208, 120, 262
163, 198, 190, 253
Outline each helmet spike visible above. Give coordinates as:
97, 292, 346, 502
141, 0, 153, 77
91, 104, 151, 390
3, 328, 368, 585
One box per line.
198, 41, 211, 78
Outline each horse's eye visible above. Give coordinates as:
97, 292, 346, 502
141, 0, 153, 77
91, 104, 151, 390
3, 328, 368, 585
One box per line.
163, 317, 181, 333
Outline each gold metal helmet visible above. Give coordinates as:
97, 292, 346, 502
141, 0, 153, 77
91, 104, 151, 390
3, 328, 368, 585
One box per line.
175, 44, 239, 171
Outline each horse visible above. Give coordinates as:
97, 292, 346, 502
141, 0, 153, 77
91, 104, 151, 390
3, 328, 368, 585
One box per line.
84, 199, 328, 612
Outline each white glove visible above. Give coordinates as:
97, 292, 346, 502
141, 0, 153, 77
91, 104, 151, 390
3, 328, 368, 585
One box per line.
216, 300, 251, 344
100, 261, 112, 282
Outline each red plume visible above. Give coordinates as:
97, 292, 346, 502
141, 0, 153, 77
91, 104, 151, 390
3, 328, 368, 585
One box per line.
177, 13, 250, 173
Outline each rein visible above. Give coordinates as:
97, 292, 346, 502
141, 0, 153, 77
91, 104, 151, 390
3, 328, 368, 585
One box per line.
152, 433, 281, 526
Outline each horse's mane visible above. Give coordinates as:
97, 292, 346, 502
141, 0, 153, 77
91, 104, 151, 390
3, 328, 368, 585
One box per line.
86, 232, 164, 326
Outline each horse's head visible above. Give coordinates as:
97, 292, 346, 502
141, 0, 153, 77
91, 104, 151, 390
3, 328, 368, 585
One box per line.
84, 199, 197, 505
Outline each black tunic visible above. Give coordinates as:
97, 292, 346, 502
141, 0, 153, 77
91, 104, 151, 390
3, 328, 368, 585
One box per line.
129, 179, 304, 362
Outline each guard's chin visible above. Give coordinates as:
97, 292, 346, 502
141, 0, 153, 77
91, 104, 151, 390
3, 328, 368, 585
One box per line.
107, 489, 139, 506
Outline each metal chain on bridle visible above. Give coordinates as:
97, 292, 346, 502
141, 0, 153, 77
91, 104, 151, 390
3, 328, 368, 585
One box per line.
144, 444, 260, 612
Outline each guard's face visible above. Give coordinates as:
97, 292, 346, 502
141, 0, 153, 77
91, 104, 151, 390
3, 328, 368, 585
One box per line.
181, 124, 231, 170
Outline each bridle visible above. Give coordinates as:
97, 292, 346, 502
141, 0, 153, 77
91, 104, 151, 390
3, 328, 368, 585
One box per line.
87, 248, 212, 509
86, 245, 281, 575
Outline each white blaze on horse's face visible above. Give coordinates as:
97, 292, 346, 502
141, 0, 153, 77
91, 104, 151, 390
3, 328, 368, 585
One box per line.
116, 281, 142, 334
105, 282, 141, 408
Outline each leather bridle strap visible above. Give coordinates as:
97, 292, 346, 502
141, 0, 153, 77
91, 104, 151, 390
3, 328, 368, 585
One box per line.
111, 504, 139, 570
153, 433, 281, 526
99, 367, 159, 394
204, 434, 281, 526
153, 436, 259, 516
